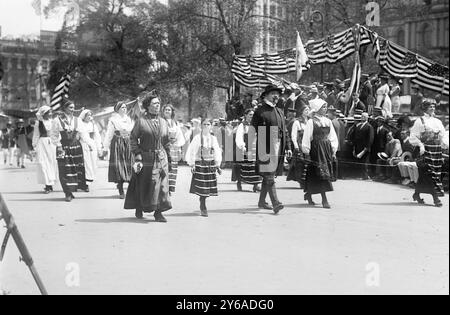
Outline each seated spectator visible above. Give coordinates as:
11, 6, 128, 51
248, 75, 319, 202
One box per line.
397, 131, 421, 187
374, 131, 403, 183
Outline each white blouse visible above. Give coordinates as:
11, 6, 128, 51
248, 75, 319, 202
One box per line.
32, 119, 53, 148
51, 114, 91, 148
185, 134, 222, 167
235, 123, 256, 151
166, 119, 186, 148
103, 114, 134, 149
291, 120, 307, 150
79, 120, 102, 151
301, 116, 339, 155
410, 114, 448, 150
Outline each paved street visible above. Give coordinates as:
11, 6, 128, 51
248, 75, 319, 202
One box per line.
0, 160, 448, 295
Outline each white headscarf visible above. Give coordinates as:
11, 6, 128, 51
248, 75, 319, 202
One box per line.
79, 109, 92, 122
36, 105, 51, 121
309, 99, 327, 113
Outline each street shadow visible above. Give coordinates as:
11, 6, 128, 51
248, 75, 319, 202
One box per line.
284, 204, 316, 209
9, 197, 65, 202
364, 202, 437, 208
1, 191, 51, 195
76, 217, 154, 224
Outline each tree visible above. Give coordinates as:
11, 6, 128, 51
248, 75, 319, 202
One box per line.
45, 0, 169, 108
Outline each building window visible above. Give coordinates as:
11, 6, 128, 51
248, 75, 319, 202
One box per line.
397, 29, 405, 47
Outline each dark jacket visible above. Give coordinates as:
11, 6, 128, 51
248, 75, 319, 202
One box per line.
350, 122, 374, 155
251, 102, 290, 176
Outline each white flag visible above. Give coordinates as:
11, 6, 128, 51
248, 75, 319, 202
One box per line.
296, 31, 309, 81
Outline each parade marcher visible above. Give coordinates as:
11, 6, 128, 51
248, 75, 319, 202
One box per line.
376, 74, 393, 118
410, 101, 447, 208
15, 119, 30, 169
124, 93, 172, 222
287, 106, 309, 188
348, 112, 374, 180
162, 104, 186, 194
79, 109, 102, 189
103, 101, 135, 199
186, 118, 222, 217
302, 99, 339, 209
51, 100, 89, 202
1, 121, 15, 166
235, 109, 262, 193
32, 106, 58, 194
252, 84, 292, 214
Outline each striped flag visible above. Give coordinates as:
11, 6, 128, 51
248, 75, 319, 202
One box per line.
306, 27, 371, 65
412, 57, 449, 96
378, 41, 418, 78
296, 31, 309, 81
50, 75, 71, 111
31, 0, 41, 16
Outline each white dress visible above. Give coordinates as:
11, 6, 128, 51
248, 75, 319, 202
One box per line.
79, 119, 102, 182
32, 119, 58, 186
376, 83, 392, 118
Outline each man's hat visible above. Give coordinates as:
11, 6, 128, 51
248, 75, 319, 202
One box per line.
261, 84, 283, 98
17, 119, 24, 124
378, 152, 389, 161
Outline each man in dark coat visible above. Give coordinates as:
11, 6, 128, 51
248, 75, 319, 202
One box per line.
252, 84, 292, 214
370, 109, 390, 177
349, 112, 374, 180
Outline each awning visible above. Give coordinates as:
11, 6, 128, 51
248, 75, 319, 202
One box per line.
2, 109, 38, 119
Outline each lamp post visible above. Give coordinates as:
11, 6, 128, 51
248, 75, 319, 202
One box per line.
309, 10, 325, 82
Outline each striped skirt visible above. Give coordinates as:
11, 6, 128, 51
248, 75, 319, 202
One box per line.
108, 135, 133, 183
169, 147, 182, 193
239, 158, 262, 185
58, 141, 86, 194
190, 160, 218, 197
416, 143, 444, 197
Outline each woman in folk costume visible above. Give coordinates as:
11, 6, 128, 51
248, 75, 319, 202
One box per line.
51, 100, 89, 202
162, 104, 186, 195
375, 74, 393, 118
410, 101, 447, 208
78, 109, 102, 190
32, 105, 58, 194
124, 93, 172, 222
287, 106, 310, 190
186, 118, 222, 217
103, 102, 134, 199
235, 109, 262, 193
302, 99, 339, 209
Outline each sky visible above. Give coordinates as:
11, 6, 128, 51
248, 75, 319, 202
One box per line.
0, 0, 168, 38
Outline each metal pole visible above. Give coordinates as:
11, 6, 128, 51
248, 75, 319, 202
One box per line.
0, 194, 48, 295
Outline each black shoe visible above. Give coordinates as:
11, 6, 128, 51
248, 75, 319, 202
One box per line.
154, 212, 167, 223
258, 202, 273, 210
322, 201, 331, 209
434, 197, 443, 208
135, 209, 143, 219
304, 193, 316, 206
273, 203, 284, 214
80, 186, 89, 193
65, 194, 73, 202
413, 193, 425, 205
49, 186, 54, 192
237, 182, 243, 192
253, 184, 261, 193
44, 186, 51, 194
201, 209, 209, 217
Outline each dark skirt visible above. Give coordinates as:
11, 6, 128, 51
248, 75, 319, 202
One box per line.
287, 151, 307, 188
108, 135, 133, 183
239, 158, 262, 185
305, 139, 334, 195
416, 143, 444, 197
124, 152, 172, 213
58, 141, 87, 194
190, 160, 218, 197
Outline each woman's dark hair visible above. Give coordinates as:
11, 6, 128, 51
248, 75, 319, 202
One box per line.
244, 108, 254, 116
420, 101, 434, 112
62, 100, 75, 110
162, 104, 176, 119
141, 93, 159, 111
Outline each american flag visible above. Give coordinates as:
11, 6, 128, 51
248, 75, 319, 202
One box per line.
412, 57, 449, 96
306, 27, 371, 65
50, 74, 71, 111
378, 41, 418, 78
